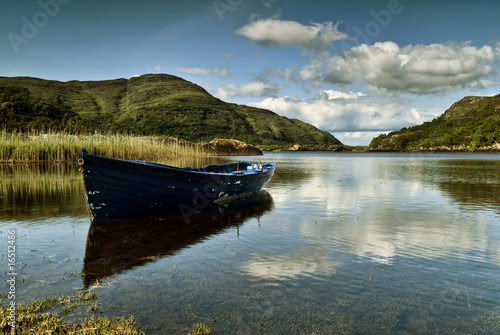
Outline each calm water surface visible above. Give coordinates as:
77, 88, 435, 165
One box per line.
1, 152, 499, 334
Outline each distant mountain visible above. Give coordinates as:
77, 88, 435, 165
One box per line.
0, 74, 341, 148
369, 94, 500, 152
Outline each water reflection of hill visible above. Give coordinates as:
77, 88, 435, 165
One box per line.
0, 164, 87, 219
438, 181, 500, 210
373, 157, 500, 211
82, 190, 274, 287
431, 159, 500, 210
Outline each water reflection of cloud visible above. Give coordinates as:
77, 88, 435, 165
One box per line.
267, 160, 500, 267
351, 232, 398, 265
241, 252, 340, 281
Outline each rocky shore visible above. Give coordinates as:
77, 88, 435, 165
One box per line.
203, 138, 263, 156
371, 141, 500, 152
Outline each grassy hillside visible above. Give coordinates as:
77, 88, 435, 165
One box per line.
369, 94, 500, 152
0, 74, 341, 148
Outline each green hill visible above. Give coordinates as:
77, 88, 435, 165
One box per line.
0, 74, 341, 148
369, 94, 500, 152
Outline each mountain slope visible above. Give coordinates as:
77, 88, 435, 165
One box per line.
0, 74, 341, 147
369, 94, 500, 151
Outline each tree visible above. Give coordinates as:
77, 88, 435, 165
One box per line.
0, 86, 85, 132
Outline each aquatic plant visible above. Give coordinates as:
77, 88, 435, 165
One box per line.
0, 294, 217, 334
188, 323, 211, 335
0, 130, 207, 163
0, 296, 144, 334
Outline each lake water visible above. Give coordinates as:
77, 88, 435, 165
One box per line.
1, 152, 500, 334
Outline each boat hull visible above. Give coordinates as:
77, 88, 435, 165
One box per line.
79, 149, 275, 219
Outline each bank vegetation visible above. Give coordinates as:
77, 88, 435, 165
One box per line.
0, 130, 205, 163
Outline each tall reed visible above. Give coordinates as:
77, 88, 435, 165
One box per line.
0, 130, 207, 163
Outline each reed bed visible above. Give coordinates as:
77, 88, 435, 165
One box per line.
0, 165, 82, 199
0, 164, 85, 218
0, 130, 207, 163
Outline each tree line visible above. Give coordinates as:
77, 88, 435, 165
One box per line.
0, 86, 86, 132
370, 115, 500, 151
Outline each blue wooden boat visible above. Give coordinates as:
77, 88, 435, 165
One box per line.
79, 149, 275, 219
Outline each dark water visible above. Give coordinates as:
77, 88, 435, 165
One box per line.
1, 152, 500, 334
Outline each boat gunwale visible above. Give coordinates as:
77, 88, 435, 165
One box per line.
80, 149, 276, 177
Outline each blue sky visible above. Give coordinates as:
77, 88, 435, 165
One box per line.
1, 0, 500, 145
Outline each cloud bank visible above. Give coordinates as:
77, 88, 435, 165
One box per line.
229, 18, 500, 144
235, 18, 348, 50
250, 91, 426, 133
216, 81, 282, 99
301, 41, 499, 94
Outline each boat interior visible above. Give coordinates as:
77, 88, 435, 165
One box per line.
195, 161, 253, 173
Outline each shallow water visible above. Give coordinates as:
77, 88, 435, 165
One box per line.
1, 152, 499, 334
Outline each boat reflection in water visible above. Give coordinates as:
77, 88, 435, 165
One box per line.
82, 190, 274, 287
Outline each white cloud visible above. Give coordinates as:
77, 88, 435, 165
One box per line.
301, 41, 500, 94
250, 92, 426, 133
219, 53, 234, 60
251, 93, 428, 145
252, 66, 308, 90
215, 81, 281, 99
176, 67, 232, 77
268, 68, 296, 82
262, 0, 276, 9
235, 18, 348, 50
333, 131, 389, 146
321, 89, 366, 100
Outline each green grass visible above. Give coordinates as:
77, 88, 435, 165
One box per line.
0, 292, 144, 334
0, 130, 206, 163
0, 294, 212, 334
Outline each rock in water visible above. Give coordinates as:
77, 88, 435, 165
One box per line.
205, 138, 263, 156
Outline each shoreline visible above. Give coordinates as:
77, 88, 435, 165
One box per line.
2, 130, 500, 164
